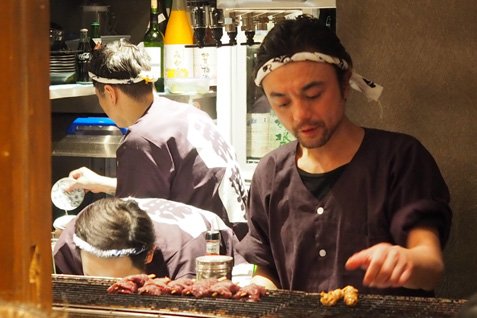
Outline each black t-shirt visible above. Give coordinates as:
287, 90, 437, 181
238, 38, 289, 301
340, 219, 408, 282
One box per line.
298, 165, 348, 200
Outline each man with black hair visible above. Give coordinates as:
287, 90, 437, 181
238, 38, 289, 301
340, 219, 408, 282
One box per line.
54, 197, 245, 278
237, 15, 452, 296
66, 40, 248, 238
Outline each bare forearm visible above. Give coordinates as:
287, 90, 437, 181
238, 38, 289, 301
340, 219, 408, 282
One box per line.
404, 229, 444, 291
98, 176, 117, 195
251, 266, 280, 290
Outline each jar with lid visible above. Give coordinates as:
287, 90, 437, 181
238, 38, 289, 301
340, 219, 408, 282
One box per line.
195, 255, 233, 281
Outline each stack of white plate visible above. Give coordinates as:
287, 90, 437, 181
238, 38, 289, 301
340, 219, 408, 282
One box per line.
50, 51, 78, 85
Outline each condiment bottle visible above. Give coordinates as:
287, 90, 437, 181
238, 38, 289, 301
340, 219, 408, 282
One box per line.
205, 230, 220, 255
164, 0, 194, 79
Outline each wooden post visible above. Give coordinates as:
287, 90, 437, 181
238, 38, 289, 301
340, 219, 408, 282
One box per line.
0, 0, 52, 310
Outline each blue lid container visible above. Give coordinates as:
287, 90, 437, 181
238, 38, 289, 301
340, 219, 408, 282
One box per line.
67, 117, 128, 135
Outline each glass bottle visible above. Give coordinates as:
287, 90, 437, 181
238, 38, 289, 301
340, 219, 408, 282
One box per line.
90, 21, 101, 50
158, 0, 169, 35
144, 0, 166, 92
164, 0, 194, 80
77, 28, 92, 84
205, 230, 220, 255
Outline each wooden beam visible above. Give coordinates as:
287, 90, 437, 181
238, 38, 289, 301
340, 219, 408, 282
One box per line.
0, 0, 52, 310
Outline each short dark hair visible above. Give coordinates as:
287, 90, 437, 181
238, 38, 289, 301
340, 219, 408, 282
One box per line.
89, 39, 153, 100
254, 14, 353, 92
75, 198, 156, 271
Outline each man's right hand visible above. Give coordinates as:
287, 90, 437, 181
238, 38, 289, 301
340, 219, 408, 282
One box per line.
67, 166, 117, 195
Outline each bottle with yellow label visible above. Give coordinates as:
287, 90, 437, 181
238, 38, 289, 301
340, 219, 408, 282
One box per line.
164, 0, 194, 79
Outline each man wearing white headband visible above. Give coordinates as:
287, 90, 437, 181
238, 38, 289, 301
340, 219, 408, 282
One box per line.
66, 40, 248, 239
54, 197, 245, 278
237, 15, 451, 296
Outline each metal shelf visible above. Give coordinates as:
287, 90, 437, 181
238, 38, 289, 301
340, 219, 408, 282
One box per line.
50, 85, 217, 118
49, 84, 95, 100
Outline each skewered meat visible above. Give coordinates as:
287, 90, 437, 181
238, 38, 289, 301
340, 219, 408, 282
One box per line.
106, 279, 137, 294
107, 274, 154, 294
168, 277, 195, 295
233, 283, 268, 302
209, 279, 240, 298
138, 277, 172, 295
319, 285, 359, 307
342, 285, 359, 306
106, 275, 268, 302
191, 278, 219, 298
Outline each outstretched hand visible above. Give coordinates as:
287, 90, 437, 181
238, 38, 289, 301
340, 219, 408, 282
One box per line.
345, 242, 413, 289
67, 166, 115, 194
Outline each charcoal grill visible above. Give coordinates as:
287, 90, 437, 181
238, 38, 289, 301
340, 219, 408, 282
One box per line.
52, 274, 467, 318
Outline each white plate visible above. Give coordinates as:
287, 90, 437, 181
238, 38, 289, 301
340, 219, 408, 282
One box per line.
53, 214, 76, 230
51, 177, 85, 211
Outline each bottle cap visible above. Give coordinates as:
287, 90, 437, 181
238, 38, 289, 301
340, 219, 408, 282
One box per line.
205, 230, 220, 241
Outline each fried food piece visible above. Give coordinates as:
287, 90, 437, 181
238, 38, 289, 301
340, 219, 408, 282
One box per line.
320, 285, 359, 307
342, 285, 359, 306
320, 288, 344, 306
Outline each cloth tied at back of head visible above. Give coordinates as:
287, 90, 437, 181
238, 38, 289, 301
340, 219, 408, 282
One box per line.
254, 51, 383, 102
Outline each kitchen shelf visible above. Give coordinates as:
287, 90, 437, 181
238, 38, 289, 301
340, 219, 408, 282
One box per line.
49, 84, 95, 100
49, 84, 218, 118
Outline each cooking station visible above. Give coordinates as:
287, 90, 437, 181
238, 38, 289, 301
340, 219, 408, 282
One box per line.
52, 275, 467, 318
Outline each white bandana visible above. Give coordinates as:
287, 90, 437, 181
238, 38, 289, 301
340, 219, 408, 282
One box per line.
73, 234, 147, 258
88, 70, 159, 85
255, 51, 383, 102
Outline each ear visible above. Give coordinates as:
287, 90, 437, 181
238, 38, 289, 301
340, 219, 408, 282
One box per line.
103, 84, 118, 104
342, 70, 352, 101
145, 247, 155, 265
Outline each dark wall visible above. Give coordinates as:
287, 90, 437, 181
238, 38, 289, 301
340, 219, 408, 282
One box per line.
337, 0, 477, 299
50, 0, 150, 44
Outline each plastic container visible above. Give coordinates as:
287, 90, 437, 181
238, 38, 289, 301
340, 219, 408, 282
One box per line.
165, 77, 210, 94
195, 255, 233, 281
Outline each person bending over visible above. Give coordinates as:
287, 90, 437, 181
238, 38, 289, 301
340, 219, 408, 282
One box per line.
54, 197, 245, 278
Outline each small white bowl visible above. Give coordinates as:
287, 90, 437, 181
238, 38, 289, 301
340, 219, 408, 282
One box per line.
51, 177, 85, 211
53, 214, 76, 230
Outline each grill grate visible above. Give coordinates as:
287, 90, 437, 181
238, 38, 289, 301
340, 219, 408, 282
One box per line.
261, 293, 466, 318
53, 276, 290, 317
52, 275, 466, 318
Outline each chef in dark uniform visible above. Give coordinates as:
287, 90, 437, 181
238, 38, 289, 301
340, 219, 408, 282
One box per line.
65, 40, 248, 239
237, 15, 452, 296
54, 197, 245, 278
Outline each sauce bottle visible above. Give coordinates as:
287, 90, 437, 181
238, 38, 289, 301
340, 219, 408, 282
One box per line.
205, 230, 220, 255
